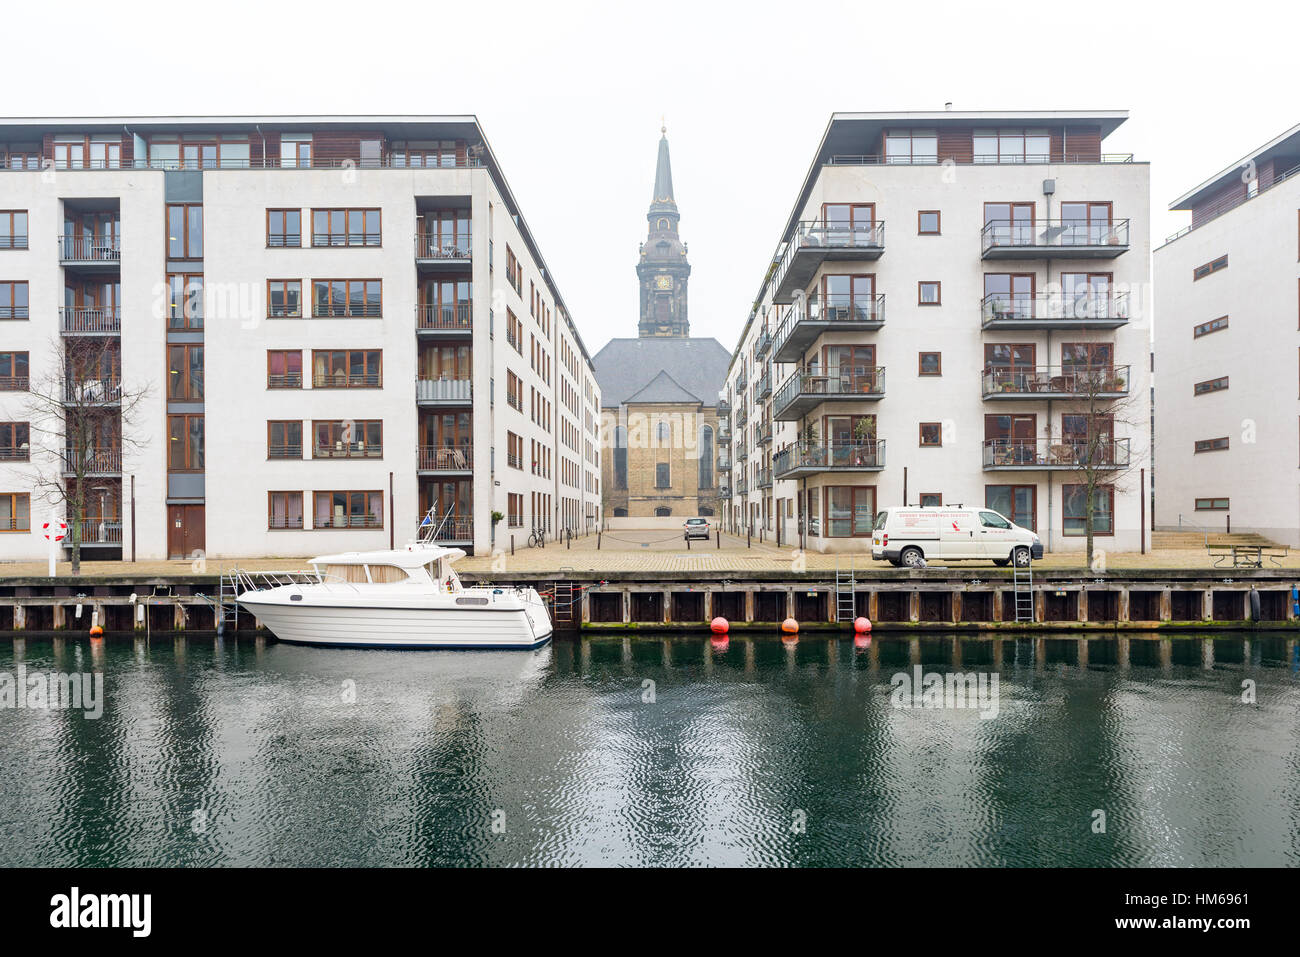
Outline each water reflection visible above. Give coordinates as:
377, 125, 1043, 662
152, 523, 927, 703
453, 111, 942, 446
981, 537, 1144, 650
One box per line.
0, 631, 1297, 866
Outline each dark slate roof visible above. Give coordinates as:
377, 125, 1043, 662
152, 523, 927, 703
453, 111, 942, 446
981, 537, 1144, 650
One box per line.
623, 369, 700, 405
592, 336, 731, 408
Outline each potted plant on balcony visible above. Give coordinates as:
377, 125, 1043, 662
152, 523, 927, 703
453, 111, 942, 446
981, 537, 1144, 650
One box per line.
853, 418, 876, 444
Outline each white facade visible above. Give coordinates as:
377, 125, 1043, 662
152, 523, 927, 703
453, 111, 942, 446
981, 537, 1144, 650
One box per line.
722, 111, 1151, 555
0, 117, 600, 561
1153, 126, 1300, 544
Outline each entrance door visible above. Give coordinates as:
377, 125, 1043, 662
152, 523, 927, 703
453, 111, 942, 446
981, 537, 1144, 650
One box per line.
167, 505, 205, 559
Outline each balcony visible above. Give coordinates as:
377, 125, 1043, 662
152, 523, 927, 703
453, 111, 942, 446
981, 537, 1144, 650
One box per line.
718, 424, 731, 443
418, 444, 473, 473
58, 236, 121, 272
772, 220, 886, 304
735, 368, 748, 392
416, 377, 472, 405
718, 485, 732, 499
735, 477, 749, 496
268, 372, 303, 389
417, 514, 474, 544
982, 437, 1131, 470
756, 468, 773, 489
735, 406, 749, 429
754, 329, 772, 359
0, 375, 29, 391
415, 233, 472, 269
268, 444, 303, 460
755, 420, 773, 446
981, 219, 1130, 260
72, 519, 123, 546
982, 365, 1131, 400
312, 370, 382, 389
61, 448, 122, 475
314, 441, 383, 459
716, 397, 731, 415
756, 370, 771, 400
0, 445, 29, 462
773, 295, 885, 363
60, 308, 121, 335
736, 442, 748, 462
774, 441, 886, 479
773, 368, 885, 420
416, 302, 472, 336
716, 452, 731, 471
980, 293, 1129, 330
63, 378, 121, 405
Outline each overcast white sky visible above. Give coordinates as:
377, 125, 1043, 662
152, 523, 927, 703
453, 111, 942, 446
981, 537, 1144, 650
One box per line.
7, 0, 1296, 357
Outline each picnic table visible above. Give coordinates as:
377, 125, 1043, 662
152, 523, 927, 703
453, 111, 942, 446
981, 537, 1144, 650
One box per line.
1207, 542, 1288, 568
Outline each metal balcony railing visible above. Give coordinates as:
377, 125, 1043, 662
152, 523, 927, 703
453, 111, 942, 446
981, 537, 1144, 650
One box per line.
61, 448, 122, 473
981, 218, 1130, 255
774, 367, 885, 418
62, 378, 121, 404
418, 445, 473, 470
980, 292, 1129, 327
757, 468, 773, 489
312, 371, 382, 389
773, 294, 885, 362
267, 372, 303, 389
0, 376, 30, 391
755, 420, 772, 445
311, 302, 382, 319
59, 236, 121, 262
774, 441, 885, 478
76, 519, 123, 544
416, 377, 472, 403
981, 365, 1131, 398
982, 437, 1131, 469
0, 445, 30, 462
417, 515, 474, 541
415, 233, 472, 260
417, 302, 472, 331
314, 442, 383, 459
754, 329, 772, 358
59, 308, 121, 334
268, 444, 303, 460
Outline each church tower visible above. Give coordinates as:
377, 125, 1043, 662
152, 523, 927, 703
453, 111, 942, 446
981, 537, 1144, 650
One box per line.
637, 127, 691, 338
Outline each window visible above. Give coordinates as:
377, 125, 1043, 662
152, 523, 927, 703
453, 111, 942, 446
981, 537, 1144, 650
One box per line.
1195, 497, 1230, 511
311, 279, 382, 318
1194, 437, 1229, 453
821, 274, 876, 321
1060, 202, 1114, 245
268, 491, 304, 530
167, 204, 203, 259
507, 432, 523, 469
312, 491, 383, 529
505, 245, 523, 295
167, 274, 204, 329
506, 371, 523, 411
267, 420, 302, 459
312, 208, 381, 247
0, 422, 29, 461
311, 349, 382, 388
698, 425, 714, 490
918, 281, 941, 305
508, 493, 524, 527
0, 351, 29, 390
0, 492, 30, 532
267, 350, 302, 389
267, 279, 302, 319
918, 210, 940, 235
1061, 342, 1113, 372
3, 147, 40, 170
884, 130, 938, 164
919, 422, 942, 446
506, 309, 523, 352
918, 493, 942, 507
979, 510, 1013, 529
654, 506, 672, 517
0, 281, 29, 319
167, 344, 204, 401
281, 134, 312, 168
1194, 316, 1228, 338
974, 129, 1051, 164
1063, 484, 1114, 536
613, 425, 627, 489
655, 463, 671, 488
267, 209, 302, 247
392, 140, 462, 168
918, 352, 942, 376
983, 272, 1035, 318
825, 486, 875, 537
168, 414, 205, 471
0, 211, 27, 250
419, 278, 472, 331
1194, 376, 1229, 396
986, 485, 1035, 531
1193, 255, 1228, 280
313, 420, 382, 458
417, 210, 471, 258
821, 203, 876, 240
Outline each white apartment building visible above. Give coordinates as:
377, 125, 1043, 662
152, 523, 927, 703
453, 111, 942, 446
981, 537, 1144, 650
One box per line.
1153, 124, 1300, 544
722, 110, 1151, 555
0, 116, 601, 561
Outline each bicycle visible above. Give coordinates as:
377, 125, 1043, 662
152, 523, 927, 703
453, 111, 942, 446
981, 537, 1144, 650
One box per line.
527, 527, 546, 548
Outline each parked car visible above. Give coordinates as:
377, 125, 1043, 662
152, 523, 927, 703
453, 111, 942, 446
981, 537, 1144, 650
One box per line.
684, 517, 711, 541
871, 506, 1043, 567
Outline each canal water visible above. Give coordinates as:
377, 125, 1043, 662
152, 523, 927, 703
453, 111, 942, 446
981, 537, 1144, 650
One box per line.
1, 631, 1297, 867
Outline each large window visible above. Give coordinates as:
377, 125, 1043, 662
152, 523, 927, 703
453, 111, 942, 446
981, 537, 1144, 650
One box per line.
655, 463, 671, 488
0, 492, 30, 531
268, 491, 304, 530
0, 351, 29, 390
268, 279, 302, 318
884, 130, 937, 164
313, 420, 382, 458
167, 204, 203, 259
974, 129, 1051, 164
311, 349, 382, 388
1060, 202, 1113, 245
1063, 484, 1113, 536
984, 202, 1036, 246
167, 344, 204, 401
0, 281, 28, 319
267, 209, 302, 247
420, 278, 472, 331
392, 141, 462, 168
419, 344, 471, 381
0, 211, 27, 250
267, 350, 302, 389
506, 371, 523, 410
312, 208, 381, 247
507, 431, 523, 469
311, 279, 382, 318
821, 274, 876, 321
312, 491, 383, 529
167, 274, 204, 329
417, 210, 471, 258
698, 425, 714, 490
267, 421, 303, 459
614, 425, 627, 489
825, 486, 875, 537
985, 485, 1036, 531
280, 135, 312, 169
0, 421, 29, 460
167, 414, 205, 471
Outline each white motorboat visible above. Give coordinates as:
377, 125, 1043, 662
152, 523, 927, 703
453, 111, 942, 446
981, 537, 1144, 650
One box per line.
235, 539, 553, 650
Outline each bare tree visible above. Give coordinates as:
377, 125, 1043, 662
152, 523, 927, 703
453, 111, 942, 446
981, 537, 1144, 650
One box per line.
22, 334, 150, 574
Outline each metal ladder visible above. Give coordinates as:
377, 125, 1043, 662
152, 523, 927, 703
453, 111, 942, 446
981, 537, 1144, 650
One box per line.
835, 559, 857, 622
552, 580, 574, 626
1012, 556, 1034, 623
212, 569, 243, 636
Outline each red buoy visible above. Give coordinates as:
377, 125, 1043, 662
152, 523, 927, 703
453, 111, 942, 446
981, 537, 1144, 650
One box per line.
89, 625, 104, 638
710, 635, 729, 653
854, 632, 872, 651
710, 617, 729, 635
781, 618, 799, 635
853, 617, 872, 634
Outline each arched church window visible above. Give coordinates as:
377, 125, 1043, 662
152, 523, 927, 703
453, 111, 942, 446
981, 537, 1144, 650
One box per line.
654, 506, 672, 517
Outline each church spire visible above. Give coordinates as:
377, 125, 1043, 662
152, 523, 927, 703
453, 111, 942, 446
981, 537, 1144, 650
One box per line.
651, 126, 676, 214
637, 124, 690, 338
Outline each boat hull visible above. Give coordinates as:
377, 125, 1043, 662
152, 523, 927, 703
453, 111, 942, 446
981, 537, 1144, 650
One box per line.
236, 591, 553, 649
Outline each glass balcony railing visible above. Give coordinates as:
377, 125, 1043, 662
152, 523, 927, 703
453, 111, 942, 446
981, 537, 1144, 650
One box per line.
982, 437, 1130, 469
981, 365, 1131, 398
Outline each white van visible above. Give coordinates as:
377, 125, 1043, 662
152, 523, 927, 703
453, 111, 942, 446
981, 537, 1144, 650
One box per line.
871, 506, 1043, 567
